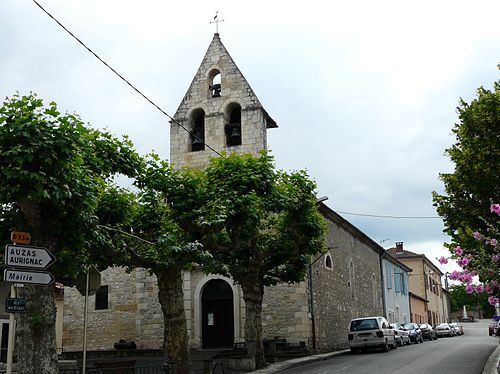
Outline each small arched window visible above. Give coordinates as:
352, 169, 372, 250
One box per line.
190, 109, 205, 152
208, 69, 222, 98
225, 103, 242, 147
324, 254, 333, 270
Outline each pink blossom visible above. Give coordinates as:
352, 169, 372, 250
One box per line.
465, 284, 475, 293
458, 270, 474, 284
457, 256, 471, 267
492, 254, 500, 262
474, 284, 484, 293
473, 231, 481, 240
488, 296, 499, 306
454, 246, 463, 256
485, 285, 493, 294
438, 256, 449, 264
449, 271, 461, 280
491, 203, 500, 215
490, 238, 498, 246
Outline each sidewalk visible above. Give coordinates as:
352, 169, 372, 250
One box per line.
482, 342, 500, 374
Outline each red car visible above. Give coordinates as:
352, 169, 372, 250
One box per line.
489, 320, 499, 336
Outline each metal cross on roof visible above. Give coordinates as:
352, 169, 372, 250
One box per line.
210, 11, 224, 34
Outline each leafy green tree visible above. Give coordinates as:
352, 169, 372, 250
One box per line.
0, 93, 141, 373
143, 152, 327, 369
448, 285, 495, 318
96, 180, 212, 374
433, 77, 500, 293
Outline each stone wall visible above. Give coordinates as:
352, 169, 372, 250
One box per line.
311, 205, 384, 351
62, 267, 163, 351
261, 282, 310, 344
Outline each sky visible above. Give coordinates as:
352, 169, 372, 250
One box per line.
1, 0, 499, 278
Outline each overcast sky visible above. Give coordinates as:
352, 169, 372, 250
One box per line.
1, 0, 499, 276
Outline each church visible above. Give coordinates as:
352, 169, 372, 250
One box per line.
60, 32, 386, 355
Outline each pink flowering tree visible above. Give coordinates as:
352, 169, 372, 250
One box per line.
438, 204, 500, 306
433, 77, 500, 307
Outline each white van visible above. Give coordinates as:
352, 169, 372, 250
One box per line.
348, 316, 396, 352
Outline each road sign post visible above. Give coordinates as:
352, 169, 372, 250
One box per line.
4, 235, 57, 374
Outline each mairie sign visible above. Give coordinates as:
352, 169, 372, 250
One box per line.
4, 244, 55, 270
4, 269, 55, 286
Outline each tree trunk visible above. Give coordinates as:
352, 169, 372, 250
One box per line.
241, 281, 265, 369
15, 201, 58, 373
157, 269, 190, 374
16, 285, 58, 374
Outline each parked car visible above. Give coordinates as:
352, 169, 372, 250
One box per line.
435, 323, 454, 337
402, 322, 424, 343
390, 323, 410, 346
449, 322, 463, 336
419, 323, 438, 340
488, 320, 498, 336
348, 316, 397, 352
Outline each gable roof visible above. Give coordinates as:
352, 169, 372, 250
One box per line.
318, 202, 385, 256
387, 246, 443, 276
384, 251, 412, 273
173, 33, 277, 128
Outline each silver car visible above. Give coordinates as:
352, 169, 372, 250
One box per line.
390, 323, 410, 346
348, 316, 397, 352
435, 323, 454, 337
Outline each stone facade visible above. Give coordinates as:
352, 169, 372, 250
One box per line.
62, 267, 154, 351
310, 204, 384, 351
169, 33, 276, 169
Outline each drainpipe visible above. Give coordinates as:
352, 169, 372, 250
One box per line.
379, 252, 387, 318
308, 253, 326, 354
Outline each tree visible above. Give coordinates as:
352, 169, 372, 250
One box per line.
448, 285, 495, 318
144, 152, 327, 369
433, 76, 500, 298
0, 93, 141, 373
96, 182, 211, 374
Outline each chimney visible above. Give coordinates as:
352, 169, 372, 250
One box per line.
395, 242, 404, 254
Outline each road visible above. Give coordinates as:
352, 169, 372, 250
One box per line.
282, 320, 498, 374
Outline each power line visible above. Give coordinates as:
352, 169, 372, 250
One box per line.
336, 211, 441, 219
32, 0, 221, 157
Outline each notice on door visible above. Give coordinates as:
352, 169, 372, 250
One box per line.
208, 312, 214, 326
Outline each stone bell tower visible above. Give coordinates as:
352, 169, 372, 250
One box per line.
170, 33, 277, 169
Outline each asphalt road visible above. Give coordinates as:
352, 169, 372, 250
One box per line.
282, 319, 498, 374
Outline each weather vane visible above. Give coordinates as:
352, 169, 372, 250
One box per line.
210, 11, 224, 34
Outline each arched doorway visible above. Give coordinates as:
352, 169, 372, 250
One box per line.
202, 279, 234, 348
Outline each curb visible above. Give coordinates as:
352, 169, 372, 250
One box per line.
249, 350, 350, 374
482, 343, 500, 374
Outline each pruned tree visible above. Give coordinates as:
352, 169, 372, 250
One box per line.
97, 163, 214, 374
141, 152, 327, 369
433, 77, 500, 293
0, 93, 141, 373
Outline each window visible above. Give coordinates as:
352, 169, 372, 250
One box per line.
394, 269, 402, 292
95, 285, 108, 310
190, 109, 205, 152
225, 104, 242, 146
402, 273, 408, 295
208, 69, 222, 97
385, 262, 393, 289
324, 254, 333, 270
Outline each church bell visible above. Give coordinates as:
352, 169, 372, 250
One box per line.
230, 126, 241, 140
